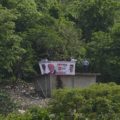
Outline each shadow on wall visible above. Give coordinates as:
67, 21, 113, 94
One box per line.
56, 76, 63, 89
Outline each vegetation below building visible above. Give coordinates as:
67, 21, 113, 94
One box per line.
1, 83, 120, 120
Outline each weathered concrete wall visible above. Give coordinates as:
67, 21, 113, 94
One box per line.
34, 73, 100, 97
60, 76, 74, 88
34, 75, 51, 97
73, 75, 96, 88
59, 74, 97, 88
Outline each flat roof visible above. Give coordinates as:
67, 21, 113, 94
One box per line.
38, 73, 101, 77
75, 73, 101, 76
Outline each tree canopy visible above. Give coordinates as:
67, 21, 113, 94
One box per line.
0, 0, 120, 83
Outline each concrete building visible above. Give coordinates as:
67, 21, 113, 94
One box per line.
34, 73, 100, 97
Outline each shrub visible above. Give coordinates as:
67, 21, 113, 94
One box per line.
5, 112, 32, 120
0, 90, 17, 115
1, 83, 120, 120
50, 83, 120, 120
0, 115, 5, 120
4, 107, 52, 120
28, 106, 50, 120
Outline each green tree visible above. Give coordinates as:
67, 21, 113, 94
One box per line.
35, 0, 48, 12
25, 16, 85, 61
87, 27, 120, 83
0, 5, 24, 80
108, 23, 120, 83
87, 31, 113, 82
72, 0, 117, 41
0, 0, 42, 80
15, 0, 41, 32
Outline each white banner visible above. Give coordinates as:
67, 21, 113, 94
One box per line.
39, 61, 76, 75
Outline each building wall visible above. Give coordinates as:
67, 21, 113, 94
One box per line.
34, 73, 98, 97
73, 75, 96, 88
60, 76, 74, 88
57, 75, 96, 89
34, 75, 51, 97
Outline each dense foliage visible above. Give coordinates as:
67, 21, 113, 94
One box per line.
50, 83, 120, 119
0, 107, 51, 120
0, 0, 120, 82
1, 83, 120, 119
0, 90, 17, 115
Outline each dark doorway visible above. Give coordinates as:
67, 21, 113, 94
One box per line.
56, 76, 63, 89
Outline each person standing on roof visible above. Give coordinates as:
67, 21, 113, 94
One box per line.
82, 59, 89, 73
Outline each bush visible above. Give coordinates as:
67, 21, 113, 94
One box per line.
28, 106, 50, 120
50, 83, 120, 120
0, 115, 5, 120
0, 90, 17, 115
3, 107, 52, 120
1, 83, 120, 120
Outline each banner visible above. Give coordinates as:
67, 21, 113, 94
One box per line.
39, 61, 76, 75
